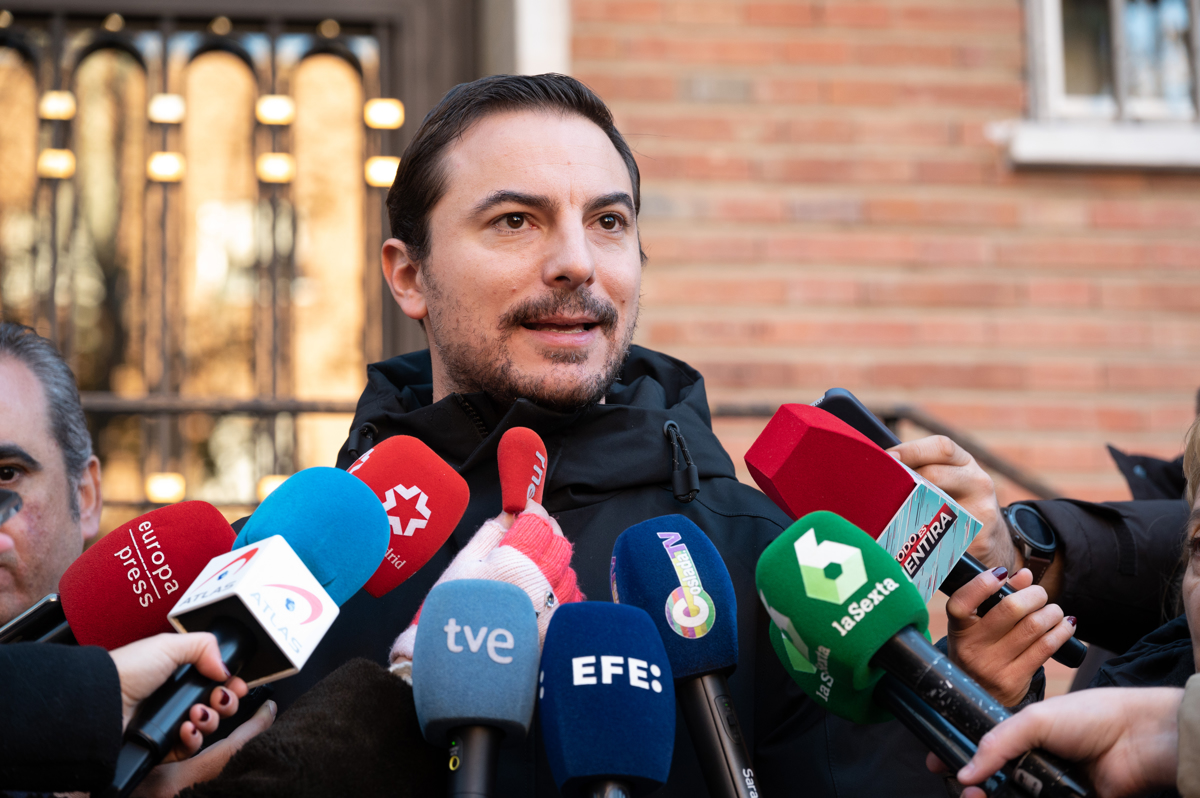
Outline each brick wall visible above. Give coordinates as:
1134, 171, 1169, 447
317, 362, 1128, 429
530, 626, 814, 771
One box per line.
574, 0, 1200, 505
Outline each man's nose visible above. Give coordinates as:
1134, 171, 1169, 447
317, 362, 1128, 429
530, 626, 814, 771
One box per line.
541, 220, 596, 290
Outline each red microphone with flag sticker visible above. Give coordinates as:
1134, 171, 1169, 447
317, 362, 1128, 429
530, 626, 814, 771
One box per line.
346, 435, 471, 597
498, 426, 548, 514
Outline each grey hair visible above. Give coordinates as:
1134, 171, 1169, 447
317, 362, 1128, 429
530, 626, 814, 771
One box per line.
0, 323, 93, 519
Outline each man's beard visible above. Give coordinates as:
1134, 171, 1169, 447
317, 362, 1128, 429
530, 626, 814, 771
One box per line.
425, 277, 637, 412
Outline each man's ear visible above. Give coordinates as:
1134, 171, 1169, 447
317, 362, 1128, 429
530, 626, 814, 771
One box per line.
381, 238, 428, 322
77, 455, 102, 543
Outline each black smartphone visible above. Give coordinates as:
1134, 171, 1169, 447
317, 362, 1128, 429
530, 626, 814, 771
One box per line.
0, 593, 73, 644
811, 387, 901, 449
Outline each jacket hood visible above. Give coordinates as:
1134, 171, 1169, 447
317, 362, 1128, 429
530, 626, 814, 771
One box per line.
336, 345, 738, 509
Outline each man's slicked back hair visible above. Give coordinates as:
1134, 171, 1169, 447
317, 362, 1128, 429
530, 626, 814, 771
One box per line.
385, 74, 642, 264
0, 323, 92, 518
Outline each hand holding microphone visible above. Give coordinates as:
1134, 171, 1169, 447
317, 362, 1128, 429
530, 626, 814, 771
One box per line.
943, 566, 1076, 707
390, 428, 583, 682
108, 632, 249, 760
757, 511, 1091, 798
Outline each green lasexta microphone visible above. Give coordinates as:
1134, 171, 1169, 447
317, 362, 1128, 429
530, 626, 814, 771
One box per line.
756, 511, 928, 724
757, 511, 1091, 798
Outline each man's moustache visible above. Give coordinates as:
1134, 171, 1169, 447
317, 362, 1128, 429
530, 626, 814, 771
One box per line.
502, 291, 619, 332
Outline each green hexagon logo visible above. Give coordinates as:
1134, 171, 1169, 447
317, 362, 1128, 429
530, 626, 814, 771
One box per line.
794, 528, 867, 605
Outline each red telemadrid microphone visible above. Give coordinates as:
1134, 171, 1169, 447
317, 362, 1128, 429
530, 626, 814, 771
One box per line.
745, 401, 1087, 667
45, 503, 235, 648
498, 427, 547, 513
347, 435, 471, 598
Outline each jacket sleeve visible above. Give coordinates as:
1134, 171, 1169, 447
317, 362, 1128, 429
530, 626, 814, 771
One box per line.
0, 643, 122, 792
1022, 498, 1191, 655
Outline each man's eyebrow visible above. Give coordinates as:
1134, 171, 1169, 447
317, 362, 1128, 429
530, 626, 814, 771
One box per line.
0, 444, 41, 472
584, 192, 635, 216
472, 190, 557, 217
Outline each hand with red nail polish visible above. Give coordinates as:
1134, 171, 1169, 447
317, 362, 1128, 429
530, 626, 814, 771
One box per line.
943, 565, 1078, 707
108, 632, 250, 762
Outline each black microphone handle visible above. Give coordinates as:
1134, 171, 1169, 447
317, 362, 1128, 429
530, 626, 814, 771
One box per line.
447, 725, 502, 798
874, 626, 1093, 798
875, 674, 1008, 796
941, 555, 1087, 669
677, 672, 760, 798
585, 780, 634, 798
102, 616, 257, 798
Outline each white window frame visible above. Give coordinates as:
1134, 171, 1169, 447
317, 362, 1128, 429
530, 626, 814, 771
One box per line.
1007, 0, 1200, 168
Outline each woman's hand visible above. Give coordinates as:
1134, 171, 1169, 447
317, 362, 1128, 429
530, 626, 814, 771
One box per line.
944, 566, 1076, 706
108, 632, 249, 761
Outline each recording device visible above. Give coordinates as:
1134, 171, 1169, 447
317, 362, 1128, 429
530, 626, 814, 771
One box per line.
0, 488, 19, 525
540, 602, 676, 798
746, 390, 1086, 668
611, 515, 759, 798
757, 511, 1090, 798
103, 467, 390, 798
0, 502, 237, 646
412, 579, 540, 798
346, 434, 471, 597
498, 426, 548, 513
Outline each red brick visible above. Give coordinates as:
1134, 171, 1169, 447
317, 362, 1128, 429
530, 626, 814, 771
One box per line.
620, 115, 738, 141
1025, 279, 1097, 308
865, 199, 1019, 227
896, 5, 1022, 34
1106, 364, 1200, 391
767, 157, 914, 183
576, 73, 676, 101
782, 40, 852, 65
575, 1, 663, 22
754, 78, 822, 103
823, 4, 892, 28
642, 277, 789, 306
746, 3, 818, 26
852, 43, 960, 68
1098, 282, 1200, 312
868, 362, 1025, 390
864, 279, 1020, 308
1027, 361, 1104, 390
1090, 202, 1200, 230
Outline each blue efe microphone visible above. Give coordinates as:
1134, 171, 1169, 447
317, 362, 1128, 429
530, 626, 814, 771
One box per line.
107, 467, 390, 798
611, 515, 759, 798
539, 602, 676, 798
234, 466, 389, 604
413, 579, 539, 798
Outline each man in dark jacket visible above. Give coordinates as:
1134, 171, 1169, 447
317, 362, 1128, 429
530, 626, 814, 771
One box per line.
252, 74, 1038, 797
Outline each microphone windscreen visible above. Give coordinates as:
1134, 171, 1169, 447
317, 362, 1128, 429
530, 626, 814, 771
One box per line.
59, 501, 236, 650
412, 579, 540, 744
745, 404, 914, 535
234, 467, 390, 605
346, 435, 470, 597
498, 427, 547, 514
611, 515, 738, 679
539, 602, 675, 797
756, 511, 928, 724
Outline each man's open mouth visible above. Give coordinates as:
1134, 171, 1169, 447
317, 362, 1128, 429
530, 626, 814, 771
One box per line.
522, 319, 599, 334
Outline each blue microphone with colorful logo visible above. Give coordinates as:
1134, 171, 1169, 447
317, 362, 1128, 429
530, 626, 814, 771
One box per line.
107, 467, 390, 798
412, 579, 540, 798
539, 602, 675, 797
611, 515, 759, 798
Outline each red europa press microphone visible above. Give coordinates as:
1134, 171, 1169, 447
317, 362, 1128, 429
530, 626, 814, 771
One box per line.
0, 501, 237, 648
347, 435, 471, 598
498, 426, 548, 513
